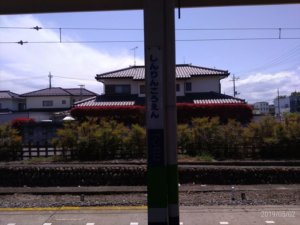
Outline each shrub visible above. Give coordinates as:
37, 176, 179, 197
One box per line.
177, 124, 193, 155
71, 103, 253, 124
124, 124, 146, 158
191, 117, 222, 157
177, 103, 253, 124
0, 124, 22, 161
11, 118, 35, 130
71, 106, 145, 124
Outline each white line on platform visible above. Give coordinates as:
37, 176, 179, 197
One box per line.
220, 222, 229, 225
43, 223, 52, 225
180, 222, 183, 225
130, 223, 139, 225
7, 224, 16, 225
265, 221, 275, 224
86, 223, 95, 225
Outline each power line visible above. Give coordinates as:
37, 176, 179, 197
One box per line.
1, 26, 300, 31
235, 43, 300, 74
0, 75, 45, 82
1, 37, 300, 45
54, 75, 95, 81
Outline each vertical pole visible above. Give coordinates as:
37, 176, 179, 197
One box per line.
144, 0, 179, 225
277, 89, 281, 118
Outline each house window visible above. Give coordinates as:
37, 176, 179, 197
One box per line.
106, 85, 131, 95
176, 84, 180, 92
185, 82, 192, 92
140, 85, 145, 94
62, 100, 66, 104
42, 100, 53, 107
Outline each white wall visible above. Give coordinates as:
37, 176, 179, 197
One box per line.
254, 102, 270, 114
26, 96, 72, 109
0, 99, 23, 111
102, 76, 221, 96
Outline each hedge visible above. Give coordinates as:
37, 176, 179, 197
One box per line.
71, 103, 253, 124
0, 165, 299, 187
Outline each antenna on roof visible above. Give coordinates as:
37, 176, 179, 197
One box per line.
130, 46, 138, 66
48, 72, 53, 89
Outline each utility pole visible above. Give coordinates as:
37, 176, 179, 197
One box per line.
230, 74, 240, 97
48, 72, 53, 89
277, 88, 281, 119
131, 46, 138, 66
79, 84, 85, 100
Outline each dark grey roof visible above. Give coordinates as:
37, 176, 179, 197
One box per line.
0, 90, 24, 99
65, 88, 97, 96
96, 64, 230, 80
21, 88, 97, 97
74, 92, 244, 107
21, 88, 71, 97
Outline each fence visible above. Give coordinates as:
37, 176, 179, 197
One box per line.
20, 142, 74, 160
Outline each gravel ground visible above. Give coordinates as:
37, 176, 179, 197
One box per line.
0, 190, 299, 208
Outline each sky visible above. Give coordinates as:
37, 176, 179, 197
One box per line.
0, 4, 300, 104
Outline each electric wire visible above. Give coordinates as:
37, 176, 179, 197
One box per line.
1, 37, 300, 45
235, 43, 300, 74
1, 26, 300, 31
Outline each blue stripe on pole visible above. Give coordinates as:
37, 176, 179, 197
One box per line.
148, 129, 164, 166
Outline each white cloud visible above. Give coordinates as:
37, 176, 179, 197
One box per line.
0, 15, 143, 94
222, 69, 300, 104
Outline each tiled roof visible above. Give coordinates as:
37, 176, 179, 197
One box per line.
76, 101, 135, 107
22, 88, 71, 97
194, 99, 244, 104
0, 91, 24, 99
65, 88, 97, 96
96, 64, 229, 80
74, 92, 245, 107
74, 95, 142, 107
21, 87, 97, 97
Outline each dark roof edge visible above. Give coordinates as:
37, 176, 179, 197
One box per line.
21, 87, 70, 97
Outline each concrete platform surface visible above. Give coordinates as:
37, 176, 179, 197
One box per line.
0, 205, 299, 225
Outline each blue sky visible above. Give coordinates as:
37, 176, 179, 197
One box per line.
0, 4, 300, 103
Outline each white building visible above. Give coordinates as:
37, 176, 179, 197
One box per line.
253, 102, 270, 115
21, 87, 97, 111
10, 87, 97, 121
75, 64, 245, 107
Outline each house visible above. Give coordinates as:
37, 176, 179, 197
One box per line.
21, 87, 97, 111
0, 90, 25, 112
8, 87, 97, 122
75, 64, 245, 107
73, 64, 252, 123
